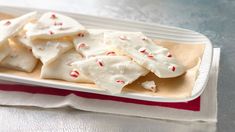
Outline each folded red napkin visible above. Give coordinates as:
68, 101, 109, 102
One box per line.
0, 84, 200, 111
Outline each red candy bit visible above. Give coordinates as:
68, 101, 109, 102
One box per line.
106, 51, 116, 56
96, 59, 104, 67
4, 21, 11, 26
77, 33, 85, 37
119, 35, 127, 40
147, 54, 154, 58
50, 14, 57, 19
49, 30, 54, 35
70, 70, 80, 78
167, 52, 172, 57
116, 80, 125, 84
169, 65, 176, 72
77, 43, 87, 49
138, 47, 147, 53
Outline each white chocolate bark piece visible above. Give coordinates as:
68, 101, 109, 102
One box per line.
0, 12, 37, 43
13, 30, 31, 49
31, 39, 73, 64
72, 56, 149, 94
73, 29, 114, 58
0, 41, 11, 62
141, 81, 157, 92
12, 35, 73, 64
26, 12, 86, 40
104, 32, 186, 78
0, 39, 38, 72
41, 50, 92, 83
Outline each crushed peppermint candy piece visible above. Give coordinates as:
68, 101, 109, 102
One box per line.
96, 59, 104, 67
116, 80, 125, 84
49, 30, 54, 35
77, 43, 87, 49
147, 54, 154, 58
50, 14, 57, 19
167, 52, 172, 57
106, 51, 116, 56
4, 21, 11, 26
168, 65, 176, 72
138, 47, 147, 53
77, 33, 85, 37
70, 69, 80, 78
141, 81, 157, 92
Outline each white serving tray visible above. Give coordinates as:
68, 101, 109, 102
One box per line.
0, 6, 213, 102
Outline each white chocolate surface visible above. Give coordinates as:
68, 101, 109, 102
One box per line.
0, 12, 37, 43
0, 39, 38, 72
73, 29, 113, 58
72, 56, 148, 94
0, 40, 11, 62
41, 50, 92, 83
13, 35, 73, 64
104, 32, 186, 78
26, 12, 86, 39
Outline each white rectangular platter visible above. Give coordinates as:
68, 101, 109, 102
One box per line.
0, 6, 213, 102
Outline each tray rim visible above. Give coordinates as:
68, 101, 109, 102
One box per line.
0, 5, 213, 102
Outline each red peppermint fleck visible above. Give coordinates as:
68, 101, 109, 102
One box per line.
169, 66, 176, 72
77, 33, 85, 37
138, 47, 147, 53
96, 59, 104, 67
77, 43, 87, 49
4, 21, 11, 26
147, 54, 154, 58
172, 66, 176, 71
49, 30, 54, 35
116, 80, 125, 84
106, 51, 116, 56
70, 70, 80, 78
167, 52, 172, 57
119, 35, 127, 40
50, 14, 57, 19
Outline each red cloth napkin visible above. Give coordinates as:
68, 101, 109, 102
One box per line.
0, 84, 200, 111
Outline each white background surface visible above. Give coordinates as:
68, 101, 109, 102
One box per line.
0, 0, 224, 131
